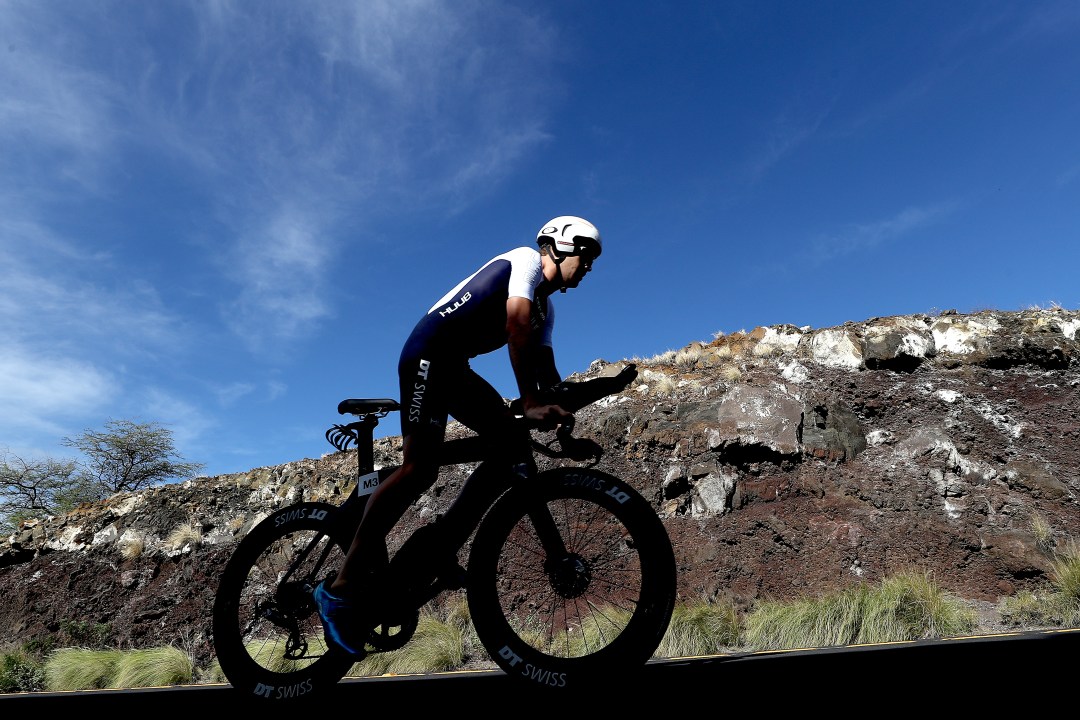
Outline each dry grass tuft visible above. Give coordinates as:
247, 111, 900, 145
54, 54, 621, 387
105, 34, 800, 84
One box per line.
118, 535, 145, 560
720, 364, 742, 382
165, 521, 203, 551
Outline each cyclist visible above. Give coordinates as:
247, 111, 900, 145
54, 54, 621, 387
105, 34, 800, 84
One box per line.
315, 215, 605, 655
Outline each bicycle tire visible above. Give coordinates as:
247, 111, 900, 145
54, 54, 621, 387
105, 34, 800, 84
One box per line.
212, 502, 356, 701
466, 467, 676, 690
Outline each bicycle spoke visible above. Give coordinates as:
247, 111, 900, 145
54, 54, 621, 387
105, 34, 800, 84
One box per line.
234, 529, 342, 671
489, 491, 649, 659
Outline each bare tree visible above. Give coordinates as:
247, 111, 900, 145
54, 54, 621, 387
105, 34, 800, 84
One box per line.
1, 420, 203, 532
0, 451, 95, 533
61, 419, 205, 495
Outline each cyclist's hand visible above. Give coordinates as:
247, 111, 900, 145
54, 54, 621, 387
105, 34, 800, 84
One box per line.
524, 403, 573, 431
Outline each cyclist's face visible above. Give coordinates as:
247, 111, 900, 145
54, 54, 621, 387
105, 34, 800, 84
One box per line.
561, 253, 593, 288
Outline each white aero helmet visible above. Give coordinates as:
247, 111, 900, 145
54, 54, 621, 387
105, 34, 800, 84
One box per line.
536, 216, 602, 260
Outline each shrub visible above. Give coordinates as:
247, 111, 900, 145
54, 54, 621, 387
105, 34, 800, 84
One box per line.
656, 598, 741, 657
1029, 512, 1055, 555
59, 619, 112, 648
1051, 541, 1080, 604
999, 540, 1080, 628
112, 646, 194, 688
45, 648, 123, 690
999, 590, 1048, 627
743, 570, 977, 650
0, 648, 46, 693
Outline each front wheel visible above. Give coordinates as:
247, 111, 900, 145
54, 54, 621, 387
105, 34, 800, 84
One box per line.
467, 467, 676, 690
212, 502, 356, 701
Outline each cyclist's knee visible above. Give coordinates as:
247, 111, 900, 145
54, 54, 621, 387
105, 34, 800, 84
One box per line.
468, 415, 528, 453
397, 458, 439, 489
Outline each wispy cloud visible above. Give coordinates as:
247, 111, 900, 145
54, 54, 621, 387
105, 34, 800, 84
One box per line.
809, 202, 958, 262
141, 387, 215, 458
1011, 0, 1080, 43
442, 124, 553, 207
0, 215, 190, 452
0, 345, 116, 444
0, 2, 559, 459
0, 209, 187, 356
213, 382, 257, 408
150, 2, 555, 345
1057, 163, 1080, 188
747, 102, 833, 184
843, 4, 1078, 138
222, 205, 334, 351
2, 2, 559, 347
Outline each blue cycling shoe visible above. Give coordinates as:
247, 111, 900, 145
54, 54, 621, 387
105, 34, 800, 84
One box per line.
313, 579, 369, 658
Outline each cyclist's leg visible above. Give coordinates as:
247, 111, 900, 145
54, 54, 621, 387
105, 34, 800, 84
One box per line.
332, 350, 456, 593
315, 422, 444, 655
449, 364, 531, 454
315, 349, 455, 653
436, 366, 534, 542
332, 428, 443, 588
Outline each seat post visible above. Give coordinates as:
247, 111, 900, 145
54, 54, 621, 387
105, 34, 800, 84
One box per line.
354, 414, 380, 478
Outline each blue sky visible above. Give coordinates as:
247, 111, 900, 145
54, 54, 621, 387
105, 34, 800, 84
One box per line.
2, 1, 1078, 479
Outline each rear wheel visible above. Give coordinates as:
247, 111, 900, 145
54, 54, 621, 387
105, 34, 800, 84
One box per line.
212, 503, 355, 701
467, 467, 676, 690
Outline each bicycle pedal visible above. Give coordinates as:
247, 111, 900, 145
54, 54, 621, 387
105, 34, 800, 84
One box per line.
364, 611, 419, 652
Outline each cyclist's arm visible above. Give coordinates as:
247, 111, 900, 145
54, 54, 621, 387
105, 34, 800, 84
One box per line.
535, 345, 561, 390
507, 296, 570, 427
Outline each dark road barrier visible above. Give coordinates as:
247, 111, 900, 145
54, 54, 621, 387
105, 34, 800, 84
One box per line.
2, 628, 1075, 711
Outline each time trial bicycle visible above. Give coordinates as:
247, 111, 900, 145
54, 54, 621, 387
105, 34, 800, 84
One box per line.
211, 364, 676, 701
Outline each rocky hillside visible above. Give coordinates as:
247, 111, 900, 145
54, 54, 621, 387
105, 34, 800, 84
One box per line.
2, 307, 1078, 669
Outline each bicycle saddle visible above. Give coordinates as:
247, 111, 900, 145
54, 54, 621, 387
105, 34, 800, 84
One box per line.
337, 398, 401, 416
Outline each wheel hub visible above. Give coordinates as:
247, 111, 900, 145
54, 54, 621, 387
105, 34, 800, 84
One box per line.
547, 553, 591, 598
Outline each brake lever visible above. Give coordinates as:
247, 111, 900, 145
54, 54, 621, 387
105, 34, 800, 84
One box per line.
555, 416, 576, 443
547, 418, 603, 466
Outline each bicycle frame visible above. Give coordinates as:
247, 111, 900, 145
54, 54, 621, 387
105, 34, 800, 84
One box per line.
324, 403, 570, 605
